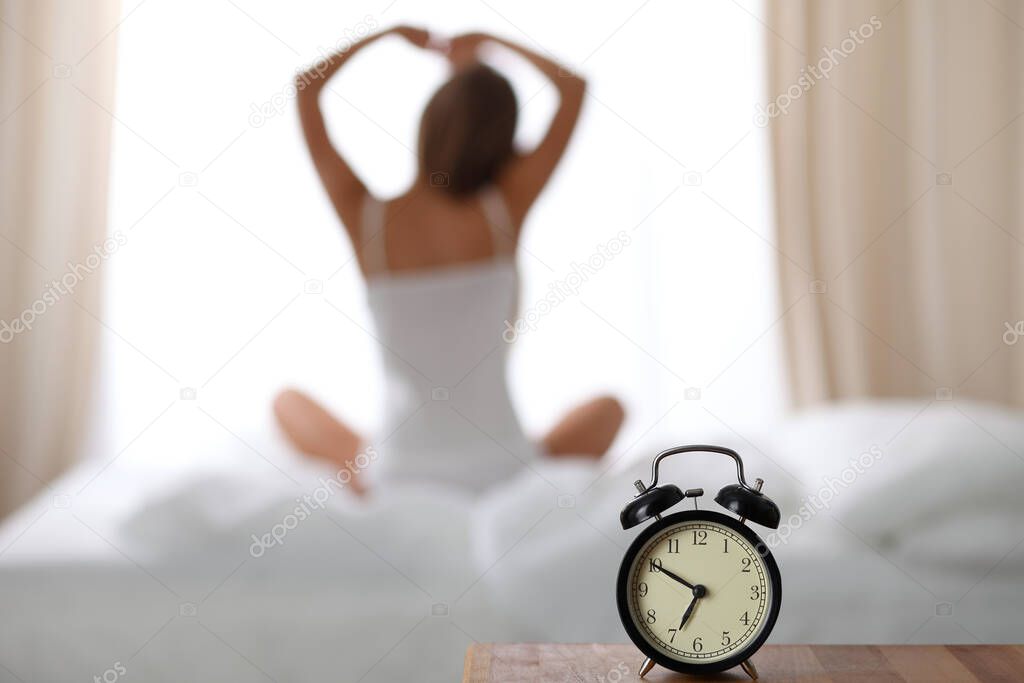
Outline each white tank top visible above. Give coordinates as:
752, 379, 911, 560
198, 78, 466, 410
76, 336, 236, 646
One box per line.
362, 189, 538, 492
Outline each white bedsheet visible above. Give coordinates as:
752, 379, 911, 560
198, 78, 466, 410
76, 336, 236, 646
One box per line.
1, 400, 1022, 682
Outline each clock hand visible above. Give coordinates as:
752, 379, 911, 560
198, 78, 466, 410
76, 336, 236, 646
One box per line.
677, 595, 698, 630
677, 585, 707, 631
658, 565, 695, 590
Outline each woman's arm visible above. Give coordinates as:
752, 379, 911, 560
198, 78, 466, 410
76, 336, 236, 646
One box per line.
451, 33, 586, 223
296, 26, 429, 239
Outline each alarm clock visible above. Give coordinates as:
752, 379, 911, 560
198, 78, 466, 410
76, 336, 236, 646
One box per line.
617, 445, 782, 680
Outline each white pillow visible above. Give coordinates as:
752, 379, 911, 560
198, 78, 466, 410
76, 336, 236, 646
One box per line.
764, 400, 1024, 557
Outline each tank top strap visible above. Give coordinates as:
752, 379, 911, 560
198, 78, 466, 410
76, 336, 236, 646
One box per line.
361, 194, 387, 274
478, 187, 517, 259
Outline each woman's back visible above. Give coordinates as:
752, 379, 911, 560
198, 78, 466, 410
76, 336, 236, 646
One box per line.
364, 189, 535, 489
356, 185, 517, 275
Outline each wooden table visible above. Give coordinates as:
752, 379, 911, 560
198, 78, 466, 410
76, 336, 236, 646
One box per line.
463, 643, 1024, 682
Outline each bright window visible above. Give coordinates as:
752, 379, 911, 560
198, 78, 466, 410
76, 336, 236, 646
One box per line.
93, 0, 784, 471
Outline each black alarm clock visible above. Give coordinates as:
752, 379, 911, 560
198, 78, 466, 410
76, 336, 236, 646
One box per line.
616, 445, 782, 680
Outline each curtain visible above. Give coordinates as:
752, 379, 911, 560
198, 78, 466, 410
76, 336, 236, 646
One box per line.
0, 0, 119, 517
766, 0, 1024, 408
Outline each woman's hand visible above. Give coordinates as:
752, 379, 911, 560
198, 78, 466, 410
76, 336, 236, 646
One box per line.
447, 32, 491, 67
391, 25, 431, 48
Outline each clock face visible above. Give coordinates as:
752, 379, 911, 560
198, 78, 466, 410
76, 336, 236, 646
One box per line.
617, 510, 781, 672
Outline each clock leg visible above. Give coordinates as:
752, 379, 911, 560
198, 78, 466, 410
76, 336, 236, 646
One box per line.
740, 658, 759, 680
638, 657, 654, 678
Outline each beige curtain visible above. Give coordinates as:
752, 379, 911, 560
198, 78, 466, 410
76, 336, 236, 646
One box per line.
0, 0, 119, 517
766, 0, 1024, 408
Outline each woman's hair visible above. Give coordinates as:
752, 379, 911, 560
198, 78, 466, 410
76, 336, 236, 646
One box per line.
418, 64, 518, 196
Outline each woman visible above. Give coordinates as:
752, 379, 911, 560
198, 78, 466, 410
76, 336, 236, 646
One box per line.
275, 26, 624, 494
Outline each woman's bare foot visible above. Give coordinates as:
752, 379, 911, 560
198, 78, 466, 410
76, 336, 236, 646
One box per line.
273, 389, 367, 495
541, 395, 625, 460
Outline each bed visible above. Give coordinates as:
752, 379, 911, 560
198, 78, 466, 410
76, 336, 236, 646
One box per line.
1, 400, 1021, 682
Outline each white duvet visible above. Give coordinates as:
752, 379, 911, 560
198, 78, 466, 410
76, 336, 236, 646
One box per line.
0, 400, 1022, 682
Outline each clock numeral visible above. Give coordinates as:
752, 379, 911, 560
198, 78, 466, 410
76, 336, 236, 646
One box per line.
692, 530, 707, 546
723, 538, 729, 553
691, 637, 703, 652
649, 558, 662, 573
741, 557, 752, 572
646, 609, 657, 624
667, 539, 679, 554
668, 628, 678, 643
740, 611, 750, 626
721, 631, 731, 646
750, 585, 761, 601
638, 582, 648, 597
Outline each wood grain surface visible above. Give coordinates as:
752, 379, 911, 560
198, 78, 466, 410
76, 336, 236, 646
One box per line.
463, 643, 1024, 682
